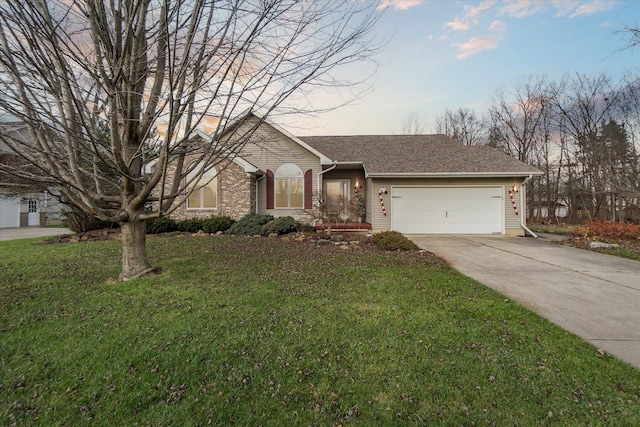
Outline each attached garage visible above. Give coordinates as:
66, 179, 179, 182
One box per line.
301, 133, 543, 236
0, 196, 20, 228
391, 186, 503, 234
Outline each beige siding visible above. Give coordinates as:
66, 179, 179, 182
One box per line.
369, 177, 527, 235
237, 117, 321, 222
365, 177, 374, 224
369, 179, 392, 230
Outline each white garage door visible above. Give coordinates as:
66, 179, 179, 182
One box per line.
391, 186, 503, 234
0, 197, 21, 228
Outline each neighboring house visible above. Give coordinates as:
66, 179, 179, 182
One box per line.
172, 113, 543, 235
535, 201, 568, 220
0, 117, 63, 228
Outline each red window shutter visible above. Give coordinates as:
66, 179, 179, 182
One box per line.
304, 169, 313, 209
266, 169, 274, 209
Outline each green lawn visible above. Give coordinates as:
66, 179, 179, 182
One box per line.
2, 234, 639, 426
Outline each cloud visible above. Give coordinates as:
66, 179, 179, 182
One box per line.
489, 19, 506, 32
446, 20, 470, 31
455, 35, 500, 59
446, 0, 612, 60
377, 0, 422, 11
496, 0, 613, 19
453, 18, 505, 59
529, 0, 615, 18
445, 0, 496, 31
569, 0, 615, 18
499, 0, 545, 18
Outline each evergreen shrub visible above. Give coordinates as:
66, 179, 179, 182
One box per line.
146, 217, 178, 234
227, 213, 274, 235
202, 216, 235, 233
371, 230, 419, 251
261, 216, 297, 236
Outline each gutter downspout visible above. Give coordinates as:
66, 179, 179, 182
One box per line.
317, 162, 337, 193
316, 162, 338, 225
520, 174, 538, 238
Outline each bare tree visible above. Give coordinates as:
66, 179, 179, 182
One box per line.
621, 26, 640, 51
400, 112, 425, 135
488, 75, 555, 163
488, 75, 558, 219
619, 74, 640, 220
0, 0, 383, 280
554, 73, 623, 219
433, 107, 487, 146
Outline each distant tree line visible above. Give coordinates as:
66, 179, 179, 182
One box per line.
411, 72, 640, 223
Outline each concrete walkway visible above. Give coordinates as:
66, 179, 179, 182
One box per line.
407, 234, 640, 370
0, 227, 72, 241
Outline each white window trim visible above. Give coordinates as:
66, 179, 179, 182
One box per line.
186, 165, 218, 210
275, 163, 304, 209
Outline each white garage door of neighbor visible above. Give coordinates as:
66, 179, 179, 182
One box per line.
391, 186, 504, 234
0, 197, 21, 228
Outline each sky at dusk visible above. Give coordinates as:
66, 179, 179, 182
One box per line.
287, 0, 640, 136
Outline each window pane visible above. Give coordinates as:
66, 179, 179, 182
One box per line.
290, 178, 303, 207
326, 181, 340, 200
202, 181, 216, 208
276, 163, 303, 178
275, 179, 289, 208
187, 189, 201, 209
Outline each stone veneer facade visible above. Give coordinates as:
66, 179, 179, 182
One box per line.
171, 159, 255, 221
218, 160, 255, 219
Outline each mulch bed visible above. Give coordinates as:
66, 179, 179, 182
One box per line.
43, 228, 442, 263
45, 228, 122, 244
553, 236, 640, 254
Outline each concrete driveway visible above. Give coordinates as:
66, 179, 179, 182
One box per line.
0, 227, 72, 241
407, 234, 640, 370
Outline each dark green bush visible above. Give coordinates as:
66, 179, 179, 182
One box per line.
371, 231, 419, 251
176, 218, 204, 233
261, 216, 297, 236
227, 213, 274, 235
146, 217, 178, 234
202, 216, 235, 234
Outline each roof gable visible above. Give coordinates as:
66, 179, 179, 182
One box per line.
209, 111, 333, 166
301, 135, 542, 177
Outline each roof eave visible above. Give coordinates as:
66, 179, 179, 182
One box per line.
367, 171, 544, 178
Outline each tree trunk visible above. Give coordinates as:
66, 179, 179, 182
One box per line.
119, 219, 153, 281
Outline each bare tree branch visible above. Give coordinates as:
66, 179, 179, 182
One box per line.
0, 0, 384, 280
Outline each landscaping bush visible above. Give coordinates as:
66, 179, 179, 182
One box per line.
146, 217, 178, 234
261, 216, 297, 236
227, 213, 274, 235
176, 218, 204, 233
202, 216, 235, 234
574, 220, 640, 241
371, 230, 419, 251
61, 207, 113, 233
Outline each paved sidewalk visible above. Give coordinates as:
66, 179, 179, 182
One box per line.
0, 227, 72, 241
407, 234, 640, 370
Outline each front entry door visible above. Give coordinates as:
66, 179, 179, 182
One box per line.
325, 180, 351, 220
27, 199, 40, 226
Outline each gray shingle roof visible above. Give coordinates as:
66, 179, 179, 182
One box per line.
301, 135, 542, 177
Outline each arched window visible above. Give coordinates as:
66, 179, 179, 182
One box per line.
275, 163, 303, 208
187, 165, 217, 209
